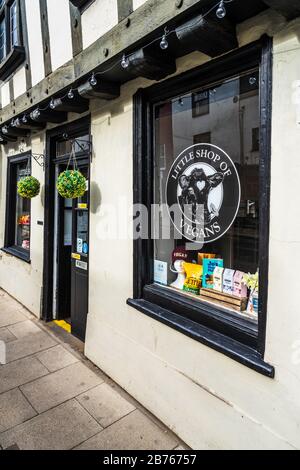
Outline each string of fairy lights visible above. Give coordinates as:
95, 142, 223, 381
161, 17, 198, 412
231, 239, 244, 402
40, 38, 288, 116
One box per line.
2, 0, 233, 137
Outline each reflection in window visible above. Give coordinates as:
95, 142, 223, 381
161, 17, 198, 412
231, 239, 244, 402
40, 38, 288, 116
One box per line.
0, 18, 5, 62
153, 70, 260, 320
15, 162, 30, 251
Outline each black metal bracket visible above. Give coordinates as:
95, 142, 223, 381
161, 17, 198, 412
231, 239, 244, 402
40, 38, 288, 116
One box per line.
62, 133, 93, 161
32, 153, 45, 170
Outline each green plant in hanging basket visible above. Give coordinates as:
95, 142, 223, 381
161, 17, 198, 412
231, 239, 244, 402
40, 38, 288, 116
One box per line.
17, 176, 41, 199
57, 169, 87, 199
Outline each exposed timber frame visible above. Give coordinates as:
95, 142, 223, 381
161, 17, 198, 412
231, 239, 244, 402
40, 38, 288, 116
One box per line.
39, 0, 52, 77
117, 0, 133, 22
0, 0, 211, 124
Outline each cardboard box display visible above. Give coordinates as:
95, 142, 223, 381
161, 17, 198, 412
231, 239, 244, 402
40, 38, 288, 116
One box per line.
213, 266, 224, 292
202, 259, 224, 289
197, 253, 216, 265
233, 271, 248, 298
223, 269, 235, 295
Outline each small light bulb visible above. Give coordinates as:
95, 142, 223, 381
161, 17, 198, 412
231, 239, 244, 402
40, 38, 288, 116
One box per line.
121, 54, 129, 69
160, 34, 168, 50
249, 77, 257, 86
68, 89, 74, 99
50, 99, 56, 109
22, 115, 28, 124
31, 109, 40, 120
2, 126, 8, 134
90, 73, 97, 86
216, 1, 226, 19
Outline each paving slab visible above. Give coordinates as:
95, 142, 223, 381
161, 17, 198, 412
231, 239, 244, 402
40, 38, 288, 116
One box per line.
76, 383, 136, 428
74, 410, 179, 450
0, 399, 102, 450
0, 356, 49, 394
5, 331, 57, 363
7, 321, 41, 339
0, 309, 27, 328
36, 345, 79, 372
0, 327, 16, 343
21, 362, 104, 413
0, 388, 37, 433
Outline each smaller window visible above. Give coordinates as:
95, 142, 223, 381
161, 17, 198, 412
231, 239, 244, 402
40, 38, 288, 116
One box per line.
192, 89, 210, 117
4, 154, 31, 261
0, 0, 24, 78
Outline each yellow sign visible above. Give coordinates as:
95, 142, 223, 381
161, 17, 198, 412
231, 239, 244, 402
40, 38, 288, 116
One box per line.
72, 253, 81, 260
78, 203, 87, 209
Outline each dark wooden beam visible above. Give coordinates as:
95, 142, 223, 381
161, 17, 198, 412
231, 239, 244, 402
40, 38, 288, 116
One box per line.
19, 0, 32, 90
117, 0, 133, 22
0, 132, 17, 142
30, 109, 68, 124
78, 77, 120, 100
1, 125, 29, 138
12, 116, 45, 130
263, 0, 300, 20
126, 48, 176, 81
69, 2, 83, 56
176, 14, 238, 58
39, 0, 52, 76
50, 91, 89, 113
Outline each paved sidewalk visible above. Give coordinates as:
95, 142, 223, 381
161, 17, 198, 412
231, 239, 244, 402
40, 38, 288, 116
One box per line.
0, 289, 187, 451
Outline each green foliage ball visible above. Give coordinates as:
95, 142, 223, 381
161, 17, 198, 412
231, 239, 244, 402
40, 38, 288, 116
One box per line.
57, 170, 87, 199
17, 176, 40, 199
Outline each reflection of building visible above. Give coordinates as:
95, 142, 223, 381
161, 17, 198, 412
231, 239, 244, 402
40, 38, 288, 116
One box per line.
0, 0, 300, 451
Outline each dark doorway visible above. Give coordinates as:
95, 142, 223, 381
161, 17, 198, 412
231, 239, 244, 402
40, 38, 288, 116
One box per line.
43, 118, 91, 342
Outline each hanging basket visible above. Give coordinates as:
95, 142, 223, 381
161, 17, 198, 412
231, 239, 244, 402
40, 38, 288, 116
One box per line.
57, 169, 87, 199
17, 176, 41, 199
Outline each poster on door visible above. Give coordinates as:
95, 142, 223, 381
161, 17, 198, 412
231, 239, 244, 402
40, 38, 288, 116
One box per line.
77, 238, 83, 254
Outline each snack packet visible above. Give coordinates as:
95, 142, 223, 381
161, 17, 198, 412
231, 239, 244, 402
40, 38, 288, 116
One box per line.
183, 263, 203, 295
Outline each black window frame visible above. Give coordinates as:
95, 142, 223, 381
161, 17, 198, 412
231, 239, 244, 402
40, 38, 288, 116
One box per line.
3, 152, 31, 263
128, 37, 274, 378
0, 0, 25, 81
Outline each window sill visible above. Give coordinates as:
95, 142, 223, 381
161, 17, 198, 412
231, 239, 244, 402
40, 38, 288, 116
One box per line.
1, 247, 31, 263
127, 298, 275, 379
0, 46, 26, 82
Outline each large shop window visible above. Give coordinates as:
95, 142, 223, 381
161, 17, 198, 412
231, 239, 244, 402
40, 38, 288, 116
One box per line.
128, 39, 274, 378
0, 0, 25, 81
4, 153, 31, 262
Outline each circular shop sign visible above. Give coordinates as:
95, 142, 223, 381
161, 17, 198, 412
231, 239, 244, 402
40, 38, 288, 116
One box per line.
166, 143, 241, 243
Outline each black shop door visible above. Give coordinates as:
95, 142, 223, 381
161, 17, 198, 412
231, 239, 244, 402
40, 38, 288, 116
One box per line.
54, 159, 89, 342
70, 163, 90, 341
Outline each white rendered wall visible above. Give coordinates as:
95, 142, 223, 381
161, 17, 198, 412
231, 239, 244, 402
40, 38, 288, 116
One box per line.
81, 0, 118, 50
46, 0, 73, 71
25, 0, 44, 86
13, 67, 27, 99
85, 11, 300, 450
133, 0, 147, 10
0, 83, 10, 108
